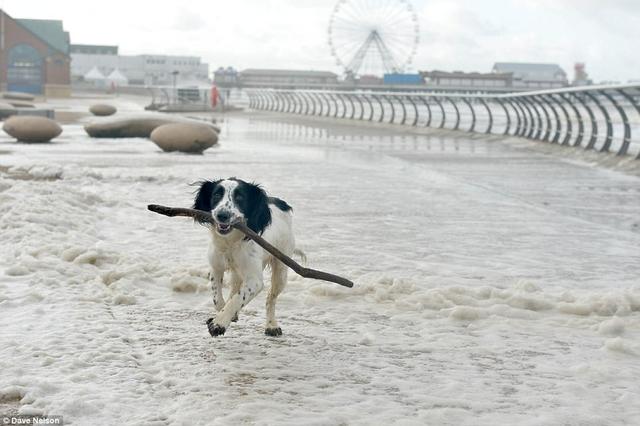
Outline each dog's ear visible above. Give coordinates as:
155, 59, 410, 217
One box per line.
192, 180, 220, 212
246, 183, 272, 234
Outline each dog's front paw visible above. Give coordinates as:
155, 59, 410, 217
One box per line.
231, 313, 239, 323
265, 327, 282, 337
206, 318, 226, 337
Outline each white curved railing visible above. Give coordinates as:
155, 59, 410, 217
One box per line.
246, 84, 640, 159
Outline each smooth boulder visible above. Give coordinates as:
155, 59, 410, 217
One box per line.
89, 104, 117, 116
84, 115, 219, 138
3, 116, 62, 143
0, 102, 17, 119
3, 92, 35, 102
9, 101, 35, 108
150, 123, 218, 153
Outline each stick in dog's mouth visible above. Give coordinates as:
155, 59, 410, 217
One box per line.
147, 204, 354, 288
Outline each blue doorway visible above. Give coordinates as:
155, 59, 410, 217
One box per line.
7, 44, 43, 94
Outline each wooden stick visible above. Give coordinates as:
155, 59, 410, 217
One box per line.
147, 204, 354, 288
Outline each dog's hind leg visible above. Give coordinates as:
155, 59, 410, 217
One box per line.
265, 260, 287, 337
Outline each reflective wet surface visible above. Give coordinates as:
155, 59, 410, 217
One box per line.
1, 113, 639, 425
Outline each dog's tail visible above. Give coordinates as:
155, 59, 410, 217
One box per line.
293, 248, 307, 265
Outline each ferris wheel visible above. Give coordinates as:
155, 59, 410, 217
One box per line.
328, 0, 419, 77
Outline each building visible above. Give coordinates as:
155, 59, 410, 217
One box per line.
71, 44, 210, 86
492, 62, 568, 89
572, 63, 592, 87
70, 44, 118, 55
238, 69, 339, 89
0, 9, 71, 96
213, 66, 238, 87
383, 73, 423, 85
421, 70, 513, 90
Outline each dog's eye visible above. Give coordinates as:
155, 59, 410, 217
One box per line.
234, 193, 244, 202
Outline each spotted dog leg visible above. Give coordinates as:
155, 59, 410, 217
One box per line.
208, 260, 263, 337
229, 269, 242, 322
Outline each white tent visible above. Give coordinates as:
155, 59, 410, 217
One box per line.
84, 66, 105, 82
106, 68, 128, 86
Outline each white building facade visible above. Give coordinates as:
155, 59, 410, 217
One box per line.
492, 62, 568, 89
71, 44, 209, 86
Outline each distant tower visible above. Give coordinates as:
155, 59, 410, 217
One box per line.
573, 63, 591, 86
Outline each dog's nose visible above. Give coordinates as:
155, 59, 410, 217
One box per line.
215, 210, 231, 223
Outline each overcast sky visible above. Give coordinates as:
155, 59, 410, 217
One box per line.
2, 0, 637, 82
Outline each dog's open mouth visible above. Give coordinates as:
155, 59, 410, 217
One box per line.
216, 222, 232, 235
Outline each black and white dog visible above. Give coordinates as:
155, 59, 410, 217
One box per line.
193, 178, 295, 337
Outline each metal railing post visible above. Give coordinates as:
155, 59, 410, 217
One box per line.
512, 98, 529, 137
285, 92, 295, 113
522, 97, 542, 139
533, 95, 552, 141
347, 94, 358, 120
461, 98, 476, 133
252, 91, 258, 109
395, 95, 407, 125
433, 97, 446, 128
363, 94, 374, 121
496, 99, 511, 135
372, 94, 385, 123
505, 99, 522, 136
384, 95, 395, 124
574, 93, 598, 150
519, 98, 537, 139
550, 94, 573, 145
540, 94, 561, 143
321, 93, 333, 117
420, 96, 433, 127
247, 91, 254, 109
479, 98, 493, 134
406, 95, 419, 126
585, 91, 613, 152
446, 97, 461, 130
313, 92, 324, 116
617, 88, 640, 159
301, 92, 311, 115
601, 90, 631, 155
561, 93, 584, 147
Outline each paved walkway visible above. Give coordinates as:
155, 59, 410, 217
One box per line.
1, 113, 639, 425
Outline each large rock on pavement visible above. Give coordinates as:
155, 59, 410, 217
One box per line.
3, 116, 62, 143
8, 101, 35, 108
2, 92, 35, 101
0, 102, 17, 119
150, 123, 218, 153
84, 115, 220, 138
89, 104, 117, 116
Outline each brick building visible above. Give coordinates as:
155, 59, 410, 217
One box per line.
0, 9, 71, 96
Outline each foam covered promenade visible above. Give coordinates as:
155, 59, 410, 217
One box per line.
1, 109, 639, 425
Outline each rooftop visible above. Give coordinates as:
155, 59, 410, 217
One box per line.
493, 62, 565, 72
70, 44, 119, 55
492, 62, 567, 81
16, 18, 69, 54
421, 70, 513, 80
241, 69, 338, 78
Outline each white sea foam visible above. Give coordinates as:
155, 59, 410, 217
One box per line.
1, 112, 639, 425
